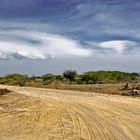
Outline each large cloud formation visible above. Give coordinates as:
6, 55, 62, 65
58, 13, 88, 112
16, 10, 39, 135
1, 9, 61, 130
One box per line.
0, 30, 92, 60
0, 30, 139, 60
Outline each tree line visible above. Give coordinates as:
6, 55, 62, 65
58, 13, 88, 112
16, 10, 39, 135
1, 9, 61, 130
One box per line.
0, 70, 139, 86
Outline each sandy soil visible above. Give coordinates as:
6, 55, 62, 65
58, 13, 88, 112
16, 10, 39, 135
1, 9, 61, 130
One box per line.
0, 85, 140, 140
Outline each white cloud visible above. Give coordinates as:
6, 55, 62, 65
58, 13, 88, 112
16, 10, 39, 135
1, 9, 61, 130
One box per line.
87, 40, 139, 55
13, 51, 47, 59
0, 52, 8, 60
0, 30, 138, 60
0, 30, 92, 60
99, 40, 136, 54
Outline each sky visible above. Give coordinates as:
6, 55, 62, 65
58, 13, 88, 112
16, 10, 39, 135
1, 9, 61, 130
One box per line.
0, 0, 140, 75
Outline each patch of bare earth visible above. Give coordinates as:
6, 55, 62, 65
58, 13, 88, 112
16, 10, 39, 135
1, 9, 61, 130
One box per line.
0, 85, 140, 140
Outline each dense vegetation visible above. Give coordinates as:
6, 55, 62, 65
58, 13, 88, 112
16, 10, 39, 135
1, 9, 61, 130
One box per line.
0, 74, 28, 86
0, 70, 139, 86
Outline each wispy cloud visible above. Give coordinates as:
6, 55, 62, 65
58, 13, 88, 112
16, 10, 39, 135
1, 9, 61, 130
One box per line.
0, 30, 92, 60
0, 29, 139, 60
0, 0, 140, 73
87, 40, 140, 55
99, 40, 133, 55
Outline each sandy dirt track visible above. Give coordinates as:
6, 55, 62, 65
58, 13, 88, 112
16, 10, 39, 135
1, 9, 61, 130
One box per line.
0, 85, 140, 140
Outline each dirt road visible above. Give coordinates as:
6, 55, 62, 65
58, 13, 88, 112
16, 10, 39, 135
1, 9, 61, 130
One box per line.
0, 85, 140, 140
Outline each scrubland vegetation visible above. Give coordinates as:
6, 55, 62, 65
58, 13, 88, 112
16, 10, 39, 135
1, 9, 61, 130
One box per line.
0, 70, 140, 96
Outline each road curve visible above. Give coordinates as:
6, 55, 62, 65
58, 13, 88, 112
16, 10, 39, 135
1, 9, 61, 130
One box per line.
0, 85, 140, 140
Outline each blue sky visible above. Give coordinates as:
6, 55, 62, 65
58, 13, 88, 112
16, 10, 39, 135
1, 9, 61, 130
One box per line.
0, 0, 140, 75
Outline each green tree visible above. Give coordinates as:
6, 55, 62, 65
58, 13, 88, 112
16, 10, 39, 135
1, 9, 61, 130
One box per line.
81, 74, 98, 84
42, 74, 55, 84
63, 70, 77, 81
3, 74, 28, 86
55, 75, 64, 81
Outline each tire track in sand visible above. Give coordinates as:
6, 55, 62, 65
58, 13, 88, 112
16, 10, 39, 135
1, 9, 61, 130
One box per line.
30, 100, 63, 140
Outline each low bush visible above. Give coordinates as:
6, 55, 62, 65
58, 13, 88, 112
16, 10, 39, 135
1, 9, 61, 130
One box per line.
42, 74, 56, 84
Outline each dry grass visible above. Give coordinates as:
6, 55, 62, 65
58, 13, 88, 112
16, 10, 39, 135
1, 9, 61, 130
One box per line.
0, 80, 133, 97
129, 83, 140, 90
25, 82, 125, 95
0, 88, 11, 95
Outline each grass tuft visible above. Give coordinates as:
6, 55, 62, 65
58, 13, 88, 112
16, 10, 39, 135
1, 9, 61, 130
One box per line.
0, 88, 11, 95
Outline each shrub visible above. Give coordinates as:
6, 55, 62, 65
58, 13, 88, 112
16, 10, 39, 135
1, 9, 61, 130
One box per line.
81, 74, 99, 84
0, 74, 28, 86
42, 74, 56, 84
63, 70, 77, 82
55, 75, 64, 81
